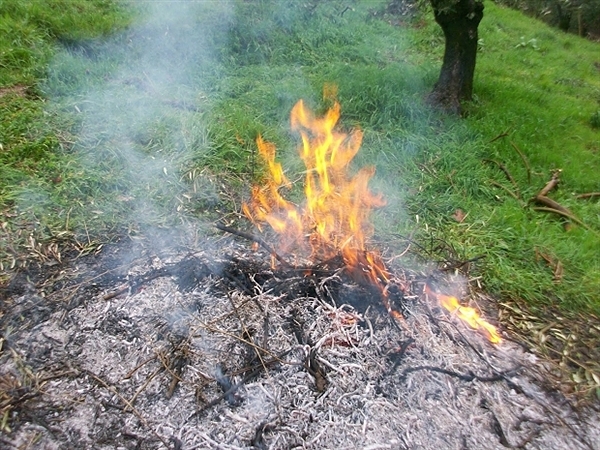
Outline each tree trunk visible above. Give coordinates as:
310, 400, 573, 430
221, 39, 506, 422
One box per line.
428, 0, 484, 115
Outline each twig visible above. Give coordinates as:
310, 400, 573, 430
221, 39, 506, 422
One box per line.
489, 180, 521, 202
533, 207, 594, 232
192, 322, 286, 363
389, 338, 416, 373
400, 365, 504, 382
124, 356, 156, 379
510, 141, 531, 184
537, 170, 561, 197
576, 192, 600, 200
85, 370, 170, 448
531, 171, 595, 232
227, 293, 270, 379
186, 350, 291, 421
215, 223, 292, 268
102, 286, 129, 301
125, 367, 162, 411
488, 129, 511, 143
484, 159, 521, 198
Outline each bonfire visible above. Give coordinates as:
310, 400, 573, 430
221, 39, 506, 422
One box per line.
239, 91, 501, 344
2, 93, 597, 450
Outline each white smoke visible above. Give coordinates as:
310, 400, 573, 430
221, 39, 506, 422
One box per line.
42, 0, 234, 245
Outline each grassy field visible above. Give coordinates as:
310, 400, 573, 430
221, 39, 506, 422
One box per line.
0, 1, 599, 391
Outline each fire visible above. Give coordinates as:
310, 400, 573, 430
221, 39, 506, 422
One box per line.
243, 93, 501, 344
424, 285, 502, 344
243, 97, 385, 271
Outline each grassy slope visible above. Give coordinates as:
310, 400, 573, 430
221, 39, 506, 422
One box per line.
0, 2, 598, 317
469, 3, 600, 312
201, 1, 599, 314
0, 0, 131, 271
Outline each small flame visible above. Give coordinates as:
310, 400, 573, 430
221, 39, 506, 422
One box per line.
425, 285, 502, 344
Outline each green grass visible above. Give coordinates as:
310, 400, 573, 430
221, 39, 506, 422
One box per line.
0, 0, 598, 320
200, 0, 599, 314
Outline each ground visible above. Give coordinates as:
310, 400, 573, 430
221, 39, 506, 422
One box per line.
1, 230, 598, 449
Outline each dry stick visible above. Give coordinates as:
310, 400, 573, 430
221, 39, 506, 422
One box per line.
576, 192, 600, 200
102, 285, 129, 301
533, 207, 595, 233
192, 322, 286, 363
124, 356, 157, 379
214, 223, 292, 269
124, 367, 162, 412
532, 171, 596, 233
400, 365, 504, 382
510, 141, 531, 184
484, 159, 521, 198
489, 180, 522, 202
85, 370, 171, 448
537, 170, 561, 197
156, 349, 187, 399
227, 293, 271, 379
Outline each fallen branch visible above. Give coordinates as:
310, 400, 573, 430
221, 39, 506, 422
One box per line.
531, 171, 595, 232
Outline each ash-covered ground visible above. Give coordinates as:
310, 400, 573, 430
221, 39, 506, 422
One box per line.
1, 234, 598, 450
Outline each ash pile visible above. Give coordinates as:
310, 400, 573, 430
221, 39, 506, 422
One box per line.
1, 233, 598, 450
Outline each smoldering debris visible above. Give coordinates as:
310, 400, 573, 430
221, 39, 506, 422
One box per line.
1, 236, 598, 450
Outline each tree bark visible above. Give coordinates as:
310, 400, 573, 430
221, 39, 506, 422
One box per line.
428, 0, 484, 115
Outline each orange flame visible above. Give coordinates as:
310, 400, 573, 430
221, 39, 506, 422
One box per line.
425, 285, 502, 344
243, 95, 501, 344
243, 98, 385, 268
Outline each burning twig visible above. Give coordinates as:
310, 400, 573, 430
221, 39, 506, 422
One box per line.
215, 223, 292, 268
424, 283, 502, 344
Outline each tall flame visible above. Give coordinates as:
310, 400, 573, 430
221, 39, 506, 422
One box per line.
243, 98, 385, 265
243, 95, 501, 344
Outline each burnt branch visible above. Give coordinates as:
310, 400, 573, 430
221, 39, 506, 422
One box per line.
215, 223, 292, 268
400, 365, 504, 383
